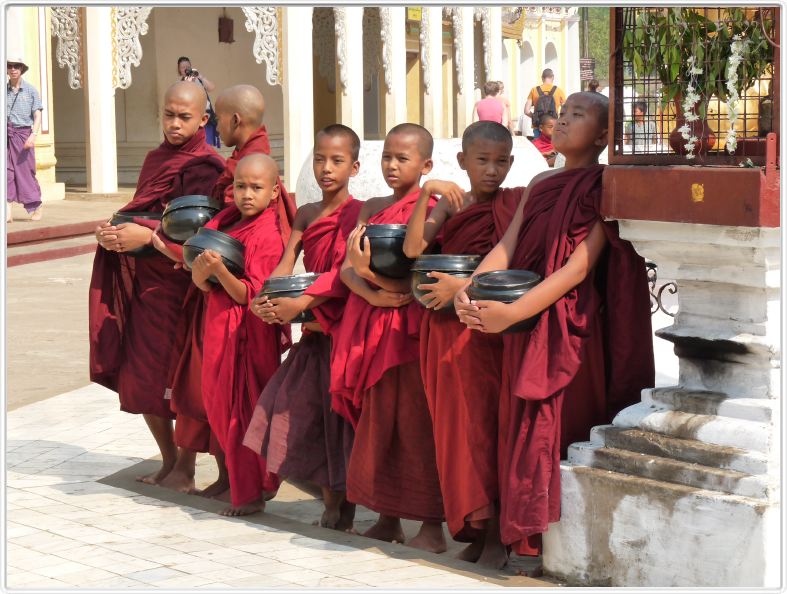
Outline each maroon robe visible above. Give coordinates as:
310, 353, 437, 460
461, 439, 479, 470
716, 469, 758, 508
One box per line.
420, 187, 523, 540
330, 190, 444, 522
200, 204, 290, 507
498, 165, 654, 555
243, 197, 362, 489
88, 128, 224, 418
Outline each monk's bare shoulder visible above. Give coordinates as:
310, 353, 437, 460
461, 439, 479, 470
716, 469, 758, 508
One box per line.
358, 196, 395, 224
295, 202, 323, 229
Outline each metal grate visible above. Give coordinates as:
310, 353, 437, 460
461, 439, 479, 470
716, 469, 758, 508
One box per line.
610, 7, 779, 165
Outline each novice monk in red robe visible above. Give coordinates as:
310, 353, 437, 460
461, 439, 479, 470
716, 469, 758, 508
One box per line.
331, 123, 446, 553
403, 121, 522, 568
244, 124, 362, 531
161, 84, 296, 497
456, 93, 654, 567
90, 81, 224, 488
191, 153, 289, 516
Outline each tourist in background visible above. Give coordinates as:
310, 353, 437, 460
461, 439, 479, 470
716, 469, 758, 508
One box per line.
177, 56, 220, 148
523, 68, 565, 139
472, 81, 509, 128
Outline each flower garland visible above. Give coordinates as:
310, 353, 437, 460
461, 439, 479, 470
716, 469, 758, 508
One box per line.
725, 35, 749, 155
677, 55, 703, 160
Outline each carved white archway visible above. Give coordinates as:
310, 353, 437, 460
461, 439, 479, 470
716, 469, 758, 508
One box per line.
313, 7, 337, 92
50, 6, 82, 89
443, 7, 465, 95
242, 6, 282, 86
474, 7, 491, 81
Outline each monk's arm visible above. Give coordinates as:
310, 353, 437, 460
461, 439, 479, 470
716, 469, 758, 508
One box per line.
271, 208, 309, 277
403, 181, 463, 258
215, 267, 249, 305
340, 256, 410, 308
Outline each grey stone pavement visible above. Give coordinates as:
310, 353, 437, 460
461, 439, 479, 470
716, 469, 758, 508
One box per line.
3, 200, 679, 590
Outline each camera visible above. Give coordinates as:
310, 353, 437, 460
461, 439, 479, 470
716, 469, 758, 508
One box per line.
184, 68, 199, 78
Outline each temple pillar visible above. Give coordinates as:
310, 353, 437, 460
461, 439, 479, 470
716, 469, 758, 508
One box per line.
455, 7, 475, 132
381, 7, 407, 134
563, 10, 581, 95
420, 6, 443, 137
335, 7, 364, 139
82, 6, 118, 193
487, 7, 503, 81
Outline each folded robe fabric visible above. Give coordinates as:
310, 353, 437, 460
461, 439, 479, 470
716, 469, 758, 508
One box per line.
88, 128, 224, 418
200, 204, 289, 507
420, 187, 523, 539
498, 165, 654, 555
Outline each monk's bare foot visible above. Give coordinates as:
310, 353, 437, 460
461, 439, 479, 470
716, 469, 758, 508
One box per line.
191, 477, 230, 498
158, 469, 195, 493
320, 507, 341, 529
477, 540, 509, 570
362, 515, 405, 544
407, 522, 447, 554
135, 463, 173, 485
335, 500, 356, 532
456, 539, 484, 563
219, 500, 264, 517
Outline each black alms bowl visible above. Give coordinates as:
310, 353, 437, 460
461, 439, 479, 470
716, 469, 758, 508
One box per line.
182, 227, 245, 283
362, 224, 413, 279
161, 194, 221, 243
467, 269, 542, 332
411, 254, 482, 310
109, 211, 162, 257
258, 272, 322, 323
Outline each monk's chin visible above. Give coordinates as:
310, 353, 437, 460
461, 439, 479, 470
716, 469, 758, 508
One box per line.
165, 133, 187, 146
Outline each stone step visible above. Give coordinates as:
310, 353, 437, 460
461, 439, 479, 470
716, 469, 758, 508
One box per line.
590, 425, 769, 476
6, 235, 97, 267
642, 387, 776, 423
614, 402, 772, 454
567, 442, 770, 499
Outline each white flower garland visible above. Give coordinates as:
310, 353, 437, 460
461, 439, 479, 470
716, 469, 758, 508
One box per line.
677, 55, 703, 159
725, 35, 748, 155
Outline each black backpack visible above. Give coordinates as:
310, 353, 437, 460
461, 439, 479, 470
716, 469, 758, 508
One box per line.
533, 85, 558, 127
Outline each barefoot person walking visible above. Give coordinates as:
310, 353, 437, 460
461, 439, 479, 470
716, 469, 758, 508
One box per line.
6, 56, 43, 223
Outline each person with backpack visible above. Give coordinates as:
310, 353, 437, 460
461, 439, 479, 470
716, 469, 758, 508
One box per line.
523, 68, 565, 139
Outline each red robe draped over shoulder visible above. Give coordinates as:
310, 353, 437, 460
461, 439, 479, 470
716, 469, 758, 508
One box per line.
201, 205, 289, 507
420, 187, 523, 540
331, 190, 444, 522
242, 197, 362, 490
498, 165, 654, 555
89, 128, 224, 418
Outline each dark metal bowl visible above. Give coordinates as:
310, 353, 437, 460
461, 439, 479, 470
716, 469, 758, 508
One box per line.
109, 211, 162, 257
161, 194, 221, 243
467, 269, 542, 332
257, 273, 322, 323
362, 224, 413, 279
182, 227, 245, 284
411, 254, 482, 310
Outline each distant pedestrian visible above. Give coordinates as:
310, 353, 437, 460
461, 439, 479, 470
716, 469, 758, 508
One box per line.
523, 68, 565, 139
177, 56, 220, 148
472, 81, 508, 128
494, 81, 514, 133
587, 79, 600, 93
7, 56, 43, 222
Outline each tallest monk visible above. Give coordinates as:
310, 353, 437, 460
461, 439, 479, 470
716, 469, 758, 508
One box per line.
89, 81, 225, 486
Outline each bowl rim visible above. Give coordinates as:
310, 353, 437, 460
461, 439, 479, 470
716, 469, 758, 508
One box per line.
412, 254, 482, 272
191, 227, 245, 251
472, 269, 541, 290
163, 194, 221, 213
111, 211, 162, 221
261, 272, 322, 292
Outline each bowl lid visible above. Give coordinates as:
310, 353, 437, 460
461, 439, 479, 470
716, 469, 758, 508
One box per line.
262, 272, 322, 292
412, 254, 482, 272
163, 195, 221, 214
363, 224, 408, 238
112, 211, 162, 221
472, 269, 541, 290
189, 227, 245, 252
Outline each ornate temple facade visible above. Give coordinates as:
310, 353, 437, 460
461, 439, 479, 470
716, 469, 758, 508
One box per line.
6, 6, 579, 193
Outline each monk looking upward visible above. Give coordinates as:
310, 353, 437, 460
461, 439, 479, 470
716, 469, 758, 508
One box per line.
89, 81, 224, 488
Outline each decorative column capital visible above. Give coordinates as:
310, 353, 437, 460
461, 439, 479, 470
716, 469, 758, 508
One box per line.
474, 7, 491, 80
242, 6, 282, 86
112, 7, 151, 90
419, 8, 431, 94
443, 7, 464, 95
50, 6, 82, 89
333, 7, 348, 94
379, 7, 393, 94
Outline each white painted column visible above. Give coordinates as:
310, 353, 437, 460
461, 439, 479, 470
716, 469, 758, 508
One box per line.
563, 14, 581, 95
82, 7, 118, 193
281, 7, 314, 190
455, 7, 476, 133
382, 7, 407, 134
335, 7, 364, 139
487, 7, 503, 81
421, 6, 443, 137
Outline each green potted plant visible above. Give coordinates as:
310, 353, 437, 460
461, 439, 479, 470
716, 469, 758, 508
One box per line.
622, 7, 774, 159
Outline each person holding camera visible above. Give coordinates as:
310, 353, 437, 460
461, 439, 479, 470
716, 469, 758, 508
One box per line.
177, 56, 220, 148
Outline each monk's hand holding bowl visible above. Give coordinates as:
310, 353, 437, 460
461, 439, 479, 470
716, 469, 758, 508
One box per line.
419, 271, 466, 309
112, 222, 153, 253
455, 285, 481, 327
250, 294, 275, 323
150, 227, 179, 263
371, 289, 413, 309
347, 224, 372, 279
266, 295, 308, 324
472, 300, 517, 334
95, 221, 119, 250
199, 250, 225, 275
190, 251, 217, 287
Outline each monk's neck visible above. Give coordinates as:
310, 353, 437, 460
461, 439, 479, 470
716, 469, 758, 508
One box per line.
392, 183, 420, 201
468, 186, 496, 203
321, 187, 350, 209
234, 127, 258, 152
563, 153, 600, 170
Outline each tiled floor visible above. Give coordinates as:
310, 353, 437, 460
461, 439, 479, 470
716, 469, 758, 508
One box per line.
6, 384, 547, 589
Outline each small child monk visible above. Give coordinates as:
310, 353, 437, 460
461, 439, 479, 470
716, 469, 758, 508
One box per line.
403, 121, 523, 568
456, 92, 655, 566
162, 84, 296, 498
331, 123, 446, 553
531, 115, 557, 167
89, 81, 224, 488
191, 153, 289, 516
244, 124, 363, 531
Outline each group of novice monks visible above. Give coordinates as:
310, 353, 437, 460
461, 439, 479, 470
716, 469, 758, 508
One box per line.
88, 79, 654, 571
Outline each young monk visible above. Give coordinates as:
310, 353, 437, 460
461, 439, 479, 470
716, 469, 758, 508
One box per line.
455, 92, 655, 565
244, 124, 363, 531
531, 115, 557, 166
191, 153, 289, 516
162, 84, 296, 496
403, 121, 522, 568
331, 123, 446, 553
89, 81, 224, 487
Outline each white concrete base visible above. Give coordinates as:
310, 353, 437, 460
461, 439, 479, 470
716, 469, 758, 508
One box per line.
41, 180, 66, 202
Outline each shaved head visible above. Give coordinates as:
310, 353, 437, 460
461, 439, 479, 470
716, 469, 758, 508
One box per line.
387, 123, 434, 158
215, 84, 265, 127
462, 121, 512, 153
572, 91, 609, 130
236, 153, 279, 184
164, 81, 208, 112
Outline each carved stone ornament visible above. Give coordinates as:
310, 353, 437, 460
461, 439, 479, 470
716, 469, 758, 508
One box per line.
379, 7, 393, 93
50, 6, 82, 89
443, 7, 464, 94
242, 6, 280, 86
362, 8, 383, 93
474, 7, 491, 80
334, 7, 348, 93
420, 8, 431, 94
313, 7, 337, 93
113, 7, 151, 90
